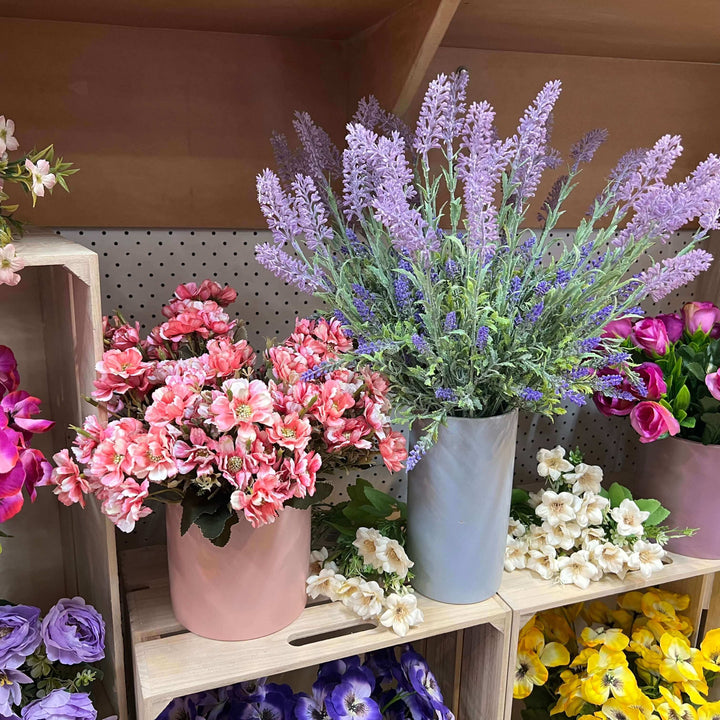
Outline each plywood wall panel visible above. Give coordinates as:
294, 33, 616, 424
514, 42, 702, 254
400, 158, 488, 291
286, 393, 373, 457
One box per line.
0, 18, 344, 228
412, 47, 720, 224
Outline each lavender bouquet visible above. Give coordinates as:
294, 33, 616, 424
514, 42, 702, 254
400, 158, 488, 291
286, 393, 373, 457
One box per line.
0, 597, 105, 720
256, 72, 720, 464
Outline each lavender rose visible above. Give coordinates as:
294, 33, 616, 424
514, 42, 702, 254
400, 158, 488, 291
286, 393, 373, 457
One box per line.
20, 690, 96, 720
41, 598, 105, 665
0, 605, 41, 669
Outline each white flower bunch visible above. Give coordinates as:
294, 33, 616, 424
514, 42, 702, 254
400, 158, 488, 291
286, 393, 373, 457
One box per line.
506, 445, 672, 589
307, 527, 422, 636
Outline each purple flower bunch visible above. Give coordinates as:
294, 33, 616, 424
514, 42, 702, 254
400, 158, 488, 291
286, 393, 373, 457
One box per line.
0, 598, 105, 720
156, 647, 452, 720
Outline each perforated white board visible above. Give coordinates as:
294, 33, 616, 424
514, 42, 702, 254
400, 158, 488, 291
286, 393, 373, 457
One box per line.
53, 228, 704, 548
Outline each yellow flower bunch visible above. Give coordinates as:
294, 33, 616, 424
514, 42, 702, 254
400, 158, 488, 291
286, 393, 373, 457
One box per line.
514, 588, 720, 720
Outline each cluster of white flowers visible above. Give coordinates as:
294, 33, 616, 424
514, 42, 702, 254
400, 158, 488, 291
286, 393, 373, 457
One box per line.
505, 446, 667, 589
306, 527, 422, 636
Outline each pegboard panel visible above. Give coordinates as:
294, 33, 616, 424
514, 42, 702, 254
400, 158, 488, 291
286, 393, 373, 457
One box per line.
52, 228, 707, 546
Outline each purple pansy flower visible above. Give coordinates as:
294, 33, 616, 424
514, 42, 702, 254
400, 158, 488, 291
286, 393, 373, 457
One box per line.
401, 648, 446, 712
156, 696, 199, 720
0, 604, 41, 669
41, 597, 105, 665
295, 686, 329, 720
20, 690, 96, 720
325, 669, 380, 720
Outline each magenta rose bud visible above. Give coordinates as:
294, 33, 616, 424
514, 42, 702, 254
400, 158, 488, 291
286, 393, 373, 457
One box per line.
0, 346, 20, 399
706, 370, 720, 401
41, 597, 105, 665
631, 318, 670, 356
655, 313, 684, 343
592, 369, 637, 416
682, 302, 720, 335
602, 318, 633, 339
629, 401, 680, 443
637, 362, 667, 401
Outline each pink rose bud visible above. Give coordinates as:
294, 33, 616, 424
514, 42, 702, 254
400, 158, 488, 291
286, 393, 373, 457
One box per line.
636, 362, 667, 401
629, 401, 680, 443
655, 313, 684, 343
592, 369, 637, 416
631, 318, 670, 356
602, 318, 633, 339
705, 370, 720, 401
682, 302, 720, 335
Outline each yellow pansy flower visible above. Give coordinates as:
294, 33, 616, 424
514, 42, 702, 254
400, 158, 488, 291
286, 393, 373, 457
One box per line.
654, 589, 690, 612
551, 674, 585, 717
701, 628, 720, 672
698, 702, 720, 720
572, 647, 599, 669
618, 591, 645, 613
513, 649, 548, 699
600, 697, 649, 720
582, 627, 630, 652
540, 609, 575, 645
583, 649, 639, 705
659, 633, 699, 683
609, 609, 635, 636
583, 601, 611, 626
642, 591, 679, 625
656, 686, 698, 720
680, 679, 708, 705
634, 658, 656, 686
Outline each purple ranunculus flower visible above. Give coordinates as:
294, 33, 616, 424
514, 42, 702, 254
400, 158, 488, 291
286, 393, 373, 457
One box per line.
0, 669, 30, 717
20, 690, 96, 720
41, 597, 105, 665
655, 313, 684, 343
325, 668, 380, 720
0, 604, 41, 669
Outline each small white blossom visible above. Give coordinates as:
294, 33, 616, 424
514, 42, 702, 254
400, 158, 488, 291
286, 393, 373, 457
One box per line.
581, 526, 606, 551
627, 540, 665, 579
592, 542, 629, 579
24, 158, 56, 199
536, 446, 574, 481
347, 580, 385, 620
309, 547, 329, 575
508, 518, 526, 537
375, 538, 414, 578
545, 521, 583, 550
526, 524, 555, 555
380, 593, 423, 637
0, 244, 24, 287
527, 547, 557, 580
610, 499, 650, 537
337, 576, 364, 603
306, 568, 346, 601
505, 537, 528, 571
557, 550, 599, 589
576, 492, 610, 528
0, 116, 19, 156
564, 463, 603, 495
352, 527, 387, 569
535, 490, 581, 527
528, 490, 543, 509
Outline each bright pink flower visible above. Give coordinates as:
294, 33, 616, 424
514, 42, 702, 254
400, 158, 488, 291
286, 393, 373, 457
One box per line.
0, 345, 19, 397
324, 417, 373, 450
88, 432, 136, 488
266, 412, 312, 451
48, 449, 90, 507
0, 425, 19, 474
655, 313, 684, 343
630, 401, 680, 443
379, 431, 407, 472
281, 449, 321, 497
601, 318, 633, 340
72, 415, 109, 464
96, 348, 148, 379
636, 362, 667, 401
0, 462, 25, 501
101, 478, 152, 532
208, 378, 274, 432
173, 427, 216, 475
145, 385, 191, 426
160, 312, 205, 342
683, 302, 720, 335
19, 447, 51, 499
231, 470, 285, 528
592, 369, 637, 417
216, 435, 252, 488
631, 318, 670, 356
206, 338, 255, 378
316, 381, 356, 423
128, 430, 177, 482
1, 391, 54, 439
705, 370, 720, 401
267, 346, 309, 384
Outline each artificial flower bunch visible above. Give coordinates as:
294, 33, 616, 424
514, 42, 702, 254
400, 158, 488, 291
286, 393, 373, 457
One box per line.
256, 71, 720, 463
594, 303, 720, 445
514, 588, 720, 720
0, 345, 53, 540
45, 281, 406, 545
506, 446, 682, 588
307, 480, 421, 637
0, 115, 76, 286
158, 648, 453, 720
0, 597, 106, 720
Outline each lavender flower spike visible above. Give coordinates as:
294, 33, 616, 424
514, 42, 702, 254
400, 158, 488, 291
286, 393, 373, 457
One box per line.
639, 249, 713, 302
255, 242, 325, 293
256, 169, 300, 246
292, 174, 333, 252
293, 111, 341, 179
570, 128, 608, 171
413, 73, 452, 158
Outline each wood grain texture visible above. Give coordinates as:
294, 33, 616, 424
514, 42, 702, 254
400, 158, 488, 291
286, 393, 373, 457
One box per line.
0, 18, 345, 229
411, 47, 720, 225
443, 0, 720, 62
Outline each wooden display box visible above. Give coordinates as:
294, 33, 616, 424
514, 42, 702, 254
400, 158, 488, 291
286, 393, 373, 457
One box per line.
0, 233, 126, 720
498, 554, 720, 720
120, 545, 513, 720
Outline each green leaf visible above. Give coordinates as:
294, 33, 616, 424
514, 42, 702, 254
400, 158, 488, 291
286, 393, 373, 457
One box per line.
512, 488, 530, 504
195, 503, 233, 542
635, 498, 670, 526
363, 486, 397, 516
287, 481, 333, 510
608, 482, 633, 507
680, 416, 697, 428
210, 512, 238, 547
701, 412, 720, 428
180, 487, 228, 536
674, 384, 691, 413
685, 361, 707, 382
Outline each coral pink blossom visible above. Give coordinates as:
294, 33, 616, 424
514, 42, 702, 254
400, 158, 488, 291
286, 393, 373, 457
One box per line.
216, 435, 253, 488
173, 428, 216, 476
88, 432, 136, 488
325, 417, 373, 450
379, 431, 408, 472
145, 385, 191, 426
101, 478, 152, 532
208, 378, 274, 433
266, 412, 312, 451
630, 401, 680, 443
281, 450, 321, 497
128, 430, 177, 482
206, 338, 255, 377
267, 346, 309, 384
314, 318, 354, 355
231, 471, 285, 528
316, 381, 356, 423
48, 449, 90, 507
96, 348, 147, 379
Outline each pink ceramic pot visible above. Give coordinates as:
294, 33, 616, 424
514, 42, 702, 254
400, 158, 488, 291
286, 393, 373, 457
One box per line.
165, 504, 311, 640
633, 437, 720, 559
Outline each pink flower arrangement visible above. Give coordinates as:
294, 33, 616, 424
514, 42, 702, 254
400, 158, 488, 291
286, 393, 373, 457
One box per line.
0, 346, 53, 525
45, 281, 407, 544
593, 302, 720, 445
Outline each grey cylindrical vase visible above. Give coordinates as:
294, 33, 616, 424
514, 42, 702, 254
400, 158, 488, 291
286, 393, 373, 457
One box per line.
407, 410, 518, 604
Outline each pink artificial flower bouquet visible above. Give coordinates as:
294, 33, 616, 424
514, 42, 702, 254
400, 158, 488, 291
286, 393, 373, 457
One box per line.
0, 345, 53, 526
45, 280, 407, 545
593, 302, 720, 445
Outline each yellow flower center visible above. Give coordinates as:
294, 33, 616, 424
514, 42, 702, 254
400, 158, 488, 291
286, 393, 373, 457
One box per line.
281, 427, 296, 438
227, 456, 244, 473
235, 404, 252, 420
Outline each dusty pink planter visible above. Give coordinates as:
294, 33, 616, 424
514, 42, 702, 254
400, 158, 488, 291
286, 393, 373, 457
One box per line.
633, 437, 720, 559
165, 504, 311, 640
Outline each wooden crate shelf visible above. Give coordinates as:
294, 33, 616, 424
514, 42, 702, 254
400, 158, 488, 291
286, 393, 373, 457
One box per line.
498, 554, 720, 720
121, 545, 513, 720
0, 233, 126, 720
